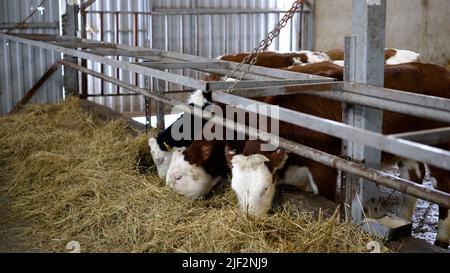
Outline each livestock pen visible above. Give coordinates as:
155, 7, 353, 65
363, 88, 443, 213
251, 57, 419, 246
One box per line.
0, 0, 449, 254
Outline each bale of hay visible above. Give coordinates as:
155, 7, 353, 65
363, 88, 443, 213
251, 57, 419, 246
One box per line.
0, 98, 388, 253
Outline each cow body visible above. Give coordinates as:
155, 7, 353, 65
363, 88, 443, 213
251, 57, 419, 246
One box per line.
324, 48, 420, 66
205, 51, 332, 81
229, 62, 449, 247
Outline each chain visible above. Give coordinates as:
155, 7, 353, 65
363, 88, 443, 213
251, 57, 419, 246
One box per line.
223, 0, 304, 93
145, 96, 150, 134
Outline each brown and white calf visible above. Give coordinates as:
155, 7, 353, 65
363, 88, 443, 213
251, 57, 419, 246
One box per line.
325, 48, 420, 67
204, 50, 331, 81
169, 62, 449, 247
228, 62, 449, 247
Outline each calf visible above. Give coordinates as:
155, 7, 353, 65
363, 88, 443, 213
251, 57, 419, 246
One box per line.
204, 50, 331, 81
162, 62, 449, 247
228, 62, 449, 247
148, 90, 210, 179
166, 140, 232, 199
324, 48, 420, 66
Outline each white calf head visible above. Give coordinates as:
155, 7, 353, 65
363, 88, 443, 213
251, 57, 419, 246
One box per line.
165, 147, 220, 199
228, 149, 287, 216
148, 138, 173, 180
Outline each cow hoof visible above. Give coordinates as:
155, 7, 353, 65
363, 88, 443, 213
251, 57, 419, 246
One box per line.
434, 240, 449, 249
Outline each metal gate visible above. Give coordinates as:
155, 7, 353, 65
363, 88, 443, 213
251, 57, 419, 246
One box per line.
83, 0, 314, 113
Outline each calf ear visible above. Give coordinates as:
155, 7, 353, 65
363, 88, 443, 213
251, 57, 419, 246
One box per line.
267, 149, 288, 174
201, 142, 214, 161
224, 144, 236, 169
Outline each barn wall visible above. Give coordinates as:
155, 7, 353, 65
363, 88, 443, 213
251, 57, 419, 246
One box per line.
313, 0, 450, 66
0, 0, 64, 115
84, 0, 309, 114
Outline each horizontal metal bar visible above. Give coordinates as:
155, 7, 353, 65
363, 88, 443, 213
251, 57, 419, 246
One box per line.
224, 82, 343, 97
87, 49, 274, 81
343, 82, 450, 112
87, 89, 195, 97
207, 79, 334, 91
88, 48, 285, 80
229, 82, 450, 123
308, 90, 450, 124
153, 8, 309, 15
87, 93, 141, 97
389, 127, 450, 146
133, 61, 227, 70
0, 33, 208, 90
212, 91, 450, 171
53, 41, 118, 49
59, 60, 450, 209
0, 22, 59, 29
28, 33, 327, 82
110, 44, 328, 81
86, 9, 310, 15
87, 49, 150, 56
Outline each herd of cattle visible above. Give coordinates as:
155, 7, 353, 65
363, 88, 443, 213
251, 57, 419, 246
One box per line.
147, 48, 450, 248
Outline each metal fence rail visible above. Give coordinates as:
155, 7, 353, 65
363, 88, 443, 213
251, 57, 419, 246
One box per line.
81, 4, 314, 112
1, 32, 449, 211
56, 59, 450, 210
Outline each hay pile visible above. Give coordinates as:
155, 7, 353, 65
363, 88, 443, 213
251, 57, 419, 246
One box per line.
0, 98, 387, 253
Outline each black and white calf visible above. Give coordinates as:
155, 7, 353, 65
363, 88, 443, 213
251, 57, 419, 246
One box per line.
148, 90, 211, 179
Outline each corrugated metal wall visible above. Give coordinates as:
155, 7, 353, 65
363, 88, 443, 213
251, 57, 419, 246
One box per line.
84, 0, 309, 113
0, 0, 64, 115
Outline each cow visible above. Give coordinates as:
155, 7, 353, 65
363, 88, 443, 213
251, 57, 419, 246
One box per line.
167, 62, 449, 247
324, 48, 420, 66
227, 62, 449, 248
148, 90, 211, 179
204, 50, 332, 81
166, 140, 232, 199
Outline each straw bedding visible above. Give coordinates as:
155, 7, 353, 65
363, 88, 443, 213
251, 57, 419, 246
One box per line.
0, 98, 387, 253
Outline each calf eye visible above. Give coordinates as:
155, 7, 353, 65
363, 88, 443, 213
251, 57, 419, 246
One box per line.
158, 158, 165, 163
260, 186, 269, 196
176, 175, 183, 181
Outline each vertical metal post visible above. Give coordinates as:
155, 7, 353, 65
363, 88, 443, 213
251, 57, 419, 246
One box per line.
305, 2, 314, 51
133, 13, 139, 86
299, 4, 304, 50
145, 0, 153, 129
154, 78, 166, 131
80, 4, 88, 99
99, 12, 105, 96
62, 3, 79, 97
342, 0, 386, 224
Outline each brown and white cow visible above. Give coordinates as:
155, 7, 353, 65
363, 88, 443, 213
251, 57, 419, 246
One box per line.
204, 50, 331, 81
325, 48, 420, 67
227, 62, 449, 247
166, 62, 450, 247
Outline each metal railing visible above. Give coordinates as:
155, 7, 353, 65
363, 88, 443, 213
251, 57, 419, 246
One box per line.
1, 33, 448, 213
82, 7, 313, 100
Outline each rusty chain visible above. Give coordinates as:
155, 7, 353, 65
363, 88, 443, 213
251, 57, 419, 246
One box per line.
223, 0, 304, 93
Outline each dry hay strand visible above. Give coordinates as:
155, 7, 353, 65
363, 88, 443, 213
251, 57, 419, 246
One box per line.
0, 98, 389, 253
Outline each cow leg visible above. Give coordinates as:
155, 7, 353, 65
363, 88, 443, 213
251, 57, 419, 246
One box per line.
305, 160, 337, 201
397, 160, 426, 221
278, 165, 319, 194
429, 166, 450, 248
